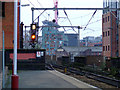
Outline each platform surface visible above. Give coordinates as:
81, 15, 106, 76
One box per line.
6, 70, 99, 89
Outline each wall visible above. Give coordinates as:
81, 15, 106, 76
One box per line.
0, 51, 2, 73
119, 24, 120, 57
1, 2, 20, 49
86, 56, 104, 67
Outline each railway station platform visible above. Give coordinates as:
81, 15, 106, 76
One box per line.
5, 70, 99, 89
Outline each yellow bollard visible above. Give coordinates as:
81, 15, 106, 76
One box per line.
64, 67, 67, 74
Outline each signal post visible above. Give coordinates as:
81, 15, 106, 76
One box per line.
30, 23, 37, 48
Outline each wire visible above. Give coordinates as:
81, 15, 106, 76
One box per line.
70, 12, 94, 20
28, 0, 47, 19
28, 0, 35, 7
33, 9, 47, 22
83, 10, 97, 31
37, 0, 52, 20
63, 10, 77, 33
82, 19, 102, 26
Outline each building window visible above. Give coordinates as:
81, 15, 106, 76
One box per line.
106, 46, 107, 51
103, 46, 104, 51
108, 16, 109, 21
103, 18, 105, 23
106, 17, 107, 22
2, 2, 5, 17
106, 31, 107, 36
108, 45, 110, 51
108, 31, 109, 36
103, 32, 105, 37
117, 40, 119, 44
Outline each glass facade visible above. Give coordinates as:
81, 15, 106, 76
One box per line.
103, 0, 118, 14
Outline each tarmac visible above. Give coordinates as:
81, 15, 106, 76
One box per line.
5, 70, 99, 89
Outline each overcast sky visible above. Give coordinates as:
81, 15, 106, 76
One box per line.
21, 0, 103, 39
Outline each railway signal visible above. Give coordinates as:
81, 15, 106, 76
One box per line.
30, 23, 37, 48
31, 34, 36, 40
31, 23, 36, 30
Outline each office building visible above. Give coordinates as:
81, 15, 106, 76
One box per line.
42, 20, 68, 55
65, 34, 79, 47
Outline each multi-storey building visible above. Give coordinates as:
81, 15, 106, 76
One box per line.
65, 34, 79, 47
42, 20, 68, 55
80, 36, 102, 47
102, 0, 119, 57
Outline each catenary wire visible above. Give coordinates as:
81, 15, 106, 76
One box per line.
64, 10, 77, 33
37, 0, 53, 20
28, 0, 47, 19
83, 10, 97, 31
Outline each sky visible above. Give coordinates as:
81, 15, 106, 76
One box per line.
21, 0, 103, 39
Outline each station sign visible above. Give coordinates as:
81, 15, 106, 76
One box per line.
36, 51, 44, 57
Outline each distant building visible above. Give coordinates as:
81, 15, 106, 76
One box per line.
63, 46, 102, 57
65, 34, 79, 47
83, 36, 94, 43
94, 35, 102, 43
56, 46, 69, 58
41, 20, 68, 55
80, 36, 102, 47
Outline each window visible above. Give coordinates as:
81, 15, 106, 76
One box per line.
106, 31, 107, 36
117, 40, 119, 44
103, 46, 105, 51
0, 2, 5, 17
108, 31, 109, 36
106, 17, 107, 22
108, 16, 109, 21
103, 32, 105, 37
106, 46, 107, 51
108, 45, 110, 51
103, 18, 105, 23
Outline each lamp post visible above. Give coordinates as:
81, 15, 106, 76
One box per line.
11, 1, 30, 88
11, 0, 19, 89
11, 0, 30, 88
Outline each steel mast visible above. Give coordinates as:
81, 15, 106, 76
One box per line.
53, 0, 58, 24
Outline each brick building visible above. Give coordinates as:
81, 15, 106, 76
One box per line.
102, 11, 117, 57
102, 0, 119, 57
0, 1, 20, 49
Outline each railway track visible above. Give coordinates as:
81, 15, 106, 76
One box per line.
52, 64, 120, 88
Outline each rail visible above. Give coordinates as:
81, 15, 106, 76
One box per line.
53, 64, 120, 88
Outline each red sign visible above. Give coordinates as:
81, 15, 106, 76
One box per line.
10, 53, 36, 60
